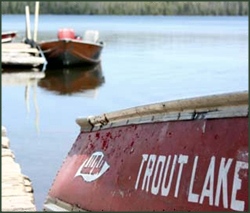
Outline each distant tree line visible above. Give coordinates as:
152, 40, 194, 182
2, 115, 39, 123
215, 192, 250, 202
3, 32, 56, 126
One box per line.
1, 1, 248, 16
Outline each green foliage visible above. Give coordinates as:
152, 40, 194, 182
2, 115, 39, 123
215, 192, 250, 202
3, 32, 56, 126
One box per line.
1, 1, 248, 15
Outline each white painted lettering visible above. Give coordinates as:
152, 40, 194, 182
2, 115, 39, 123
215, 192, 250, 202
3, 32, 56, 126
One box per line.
134, 153, 248, 212
188, 156, 199, 203
135, 154, 148, 189
230, 161, 248, 211
199, 156, 215, 205
151, 155, 166, 195
142, 154, 156, 192
161, 155, 177, 196
215, 157, 233, 208
175, 155, 189, 197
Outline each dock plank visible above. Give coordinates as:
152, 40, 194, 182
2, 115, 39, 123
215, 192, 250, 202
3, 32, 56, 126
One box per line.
2, 43, 40, 54
1, 42, 46, 68
2, 43, 32, 49
2, 53, 46, 65
2, 48, 40, 54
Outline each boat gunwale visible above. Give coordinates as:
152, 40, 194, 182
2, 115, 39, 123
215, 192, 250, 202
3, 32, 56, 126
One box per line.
2, 30, 17, 35
76, 91, 248, 132
39, 38, 104, 48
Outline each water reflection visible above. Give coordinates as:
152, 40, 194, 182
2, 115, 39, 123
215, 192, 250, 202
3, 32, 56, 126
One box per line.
2, 69, 45, 133
38, 63, 105, 97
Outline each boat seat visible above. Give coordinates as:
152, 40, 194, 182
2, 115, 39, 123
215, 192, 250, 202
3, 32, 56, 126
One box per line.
83, 30, 99, 43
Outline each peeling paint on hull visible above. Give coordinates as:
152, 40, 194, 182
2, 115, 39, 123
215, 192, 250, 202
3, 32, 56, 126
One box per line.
44, 91, 248, 212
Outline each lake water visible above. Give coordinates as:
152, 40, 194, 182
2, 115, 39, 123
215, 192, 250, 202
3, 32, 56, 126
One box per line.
2, 15, 248, 210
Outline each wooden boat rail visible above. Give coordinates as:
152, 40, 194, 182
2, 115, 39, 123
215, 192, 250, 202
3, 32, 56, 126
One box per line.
44, 196, 86, 211
76, 91, 248, 132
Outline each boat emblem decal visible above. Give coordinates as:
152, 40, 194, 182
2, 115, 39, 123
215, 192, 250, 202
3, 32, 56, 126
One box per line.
75, 151, 110, 182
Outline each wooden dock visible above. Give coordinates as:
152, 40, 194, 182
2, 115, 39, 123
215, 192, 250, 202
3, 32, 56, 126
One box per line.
2, 42, 46, 69
1, 126, 36, 211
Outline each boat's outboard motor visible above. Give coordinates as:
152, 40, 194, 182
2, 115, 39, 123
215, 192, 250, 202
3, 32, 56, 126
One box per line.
57, 28, 75, 40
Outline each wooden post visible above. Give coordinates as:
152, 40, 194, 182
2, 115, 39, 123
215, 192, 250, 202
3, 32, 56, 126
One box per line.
33, 1, 40, 42
25, 6, 31, 39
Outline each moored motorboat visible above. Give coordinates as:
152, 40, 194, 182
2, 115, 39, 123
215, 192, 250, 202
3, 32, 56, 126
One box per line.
43, 91, 248, 212
38, 28, 104, 68
2, 31, 17, 43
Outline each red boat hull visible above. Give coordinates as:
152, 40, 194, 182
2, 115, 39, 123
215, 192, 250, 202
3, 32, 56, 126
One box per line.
2, 31, 17, 43
44, 91, 248, 212
39, 39, 103, 67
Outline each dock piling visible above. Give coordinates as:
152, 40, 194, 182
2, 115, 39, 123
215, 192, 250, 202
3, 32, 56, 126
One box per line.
25, 6, 31, 40
33, 1, 40, 42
